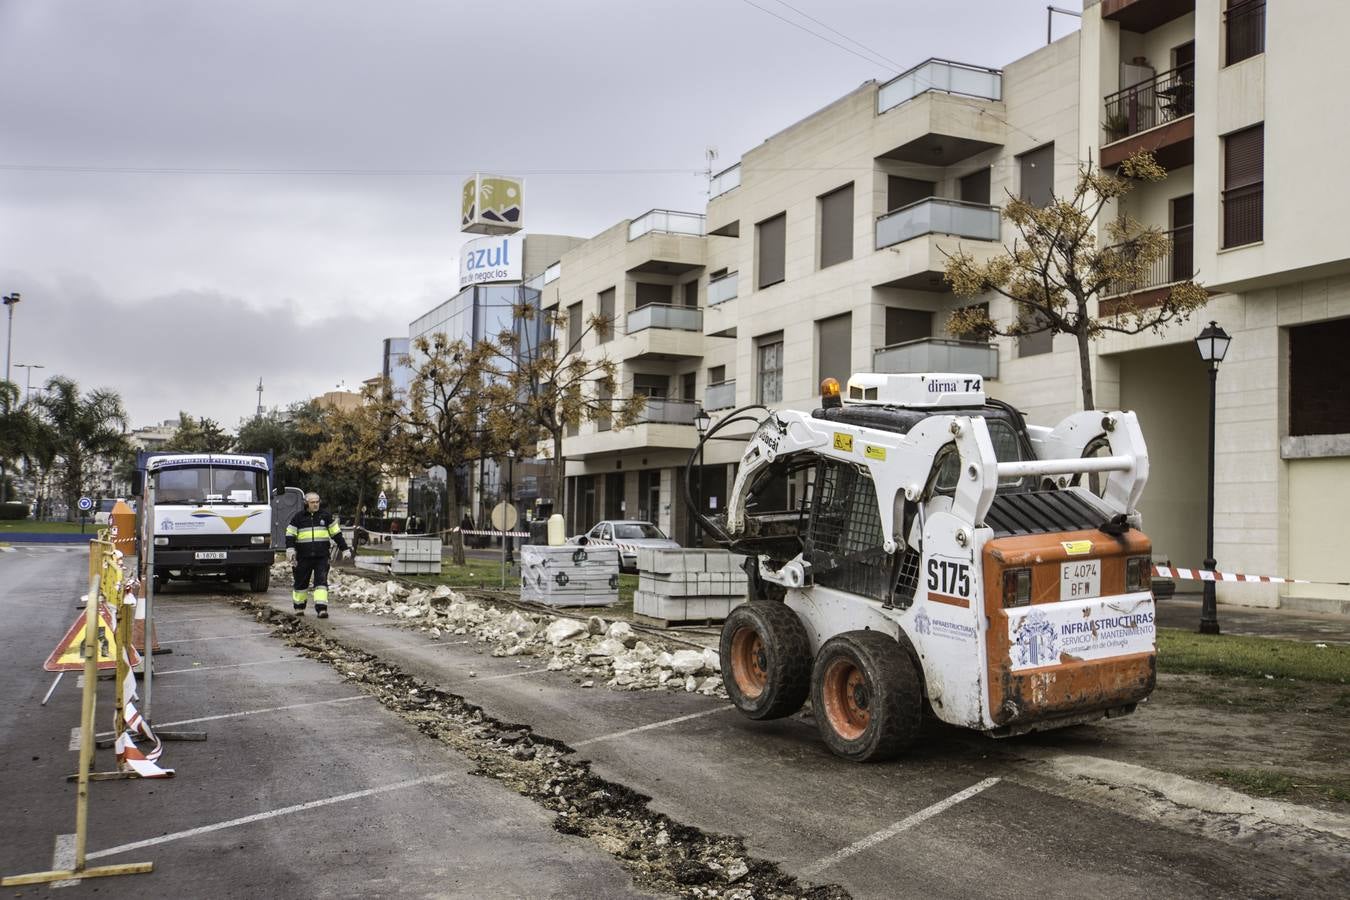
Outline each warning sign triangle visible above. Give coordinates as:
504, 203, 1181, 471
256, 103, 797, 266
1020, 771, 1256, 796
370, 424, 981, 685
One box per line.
43, 603, 140, 672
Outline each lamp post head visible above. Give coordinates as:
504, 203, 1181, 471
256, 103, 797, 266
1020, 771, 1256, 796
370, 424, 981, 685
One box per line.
2, 293, 19, 308
694, 407, 711, 435
1195, 320, 1231, 365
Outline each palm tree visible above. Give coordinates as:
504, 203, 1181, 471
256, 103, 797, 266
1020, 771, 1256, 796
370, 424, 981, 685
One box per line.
0, 380, 54, 506
34, 376, 130, 520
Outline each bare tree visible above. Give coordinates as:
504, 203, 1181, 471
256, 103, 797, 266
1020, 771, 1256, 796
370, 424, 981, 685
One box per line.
943, 151, 1209, 409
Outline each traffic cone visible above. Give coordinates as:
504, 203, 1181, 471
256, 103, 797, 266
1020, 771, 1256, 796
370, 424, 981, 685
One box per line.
109, 500, 136, 559
131, 580, 164, 656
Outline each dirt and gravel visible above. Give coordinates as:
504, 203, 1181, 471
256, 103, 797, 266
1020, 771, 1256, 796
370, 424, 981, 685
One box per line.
242, 595, 846, 900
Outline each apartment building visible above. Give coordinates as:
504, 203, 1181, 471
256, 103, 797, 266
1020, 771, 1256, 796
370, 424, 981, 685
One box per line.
543, 0, 1348, 613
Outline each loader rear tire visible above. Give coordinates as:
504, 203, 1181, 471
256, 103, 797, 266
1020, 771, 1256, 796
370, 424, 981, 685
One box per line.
720, 601, 811, 720
811, 630, 922, 762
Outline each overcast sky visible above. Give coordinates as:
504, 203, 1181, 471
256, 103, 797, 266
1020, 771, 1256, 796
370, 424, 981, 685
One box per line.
0, 0, 1080, 429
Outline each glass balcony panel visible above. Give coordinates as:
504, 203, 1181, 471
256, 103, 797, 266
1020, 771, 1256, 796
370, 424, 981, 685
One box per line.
710, 164, 741, 199
543, 262, 561, 284
637, 397, 699, 425
628, 209, 707, 241
708, 271, 739, 306
875, 198, 1001, 250
626, 304, 703, 334
704, 380, 736, 411
878, 59, 1002, 113
872, 338, 999, 380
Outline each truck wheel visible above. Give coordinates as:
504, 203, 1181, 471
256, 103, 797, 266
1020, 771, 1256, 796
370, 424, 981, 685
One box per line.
811, 630, 922, 762
249, 566, 271, 593
720, 601, 811, 720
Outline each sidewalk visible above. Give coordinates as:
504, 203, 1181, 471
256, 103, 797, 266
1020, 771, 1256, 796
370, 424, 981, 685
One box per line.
1157, 595, 1350, 644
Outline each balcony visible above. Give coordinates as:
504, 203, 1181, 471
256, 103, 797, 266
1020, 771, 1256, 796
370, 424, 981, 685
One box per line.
1101, 66, 1194, 170
876, 197, 1000, 250
708, 270, 738, 306
626, 303, 702, 334
878, 59, 1001, 113
709, 164, 740, 200
625, 209, 706, 276
562, 397, 701, 459
1103, 225, 1194, 302
704, 380, 736, 411
637, 397, 700, 425
873, 338, 999, 380
1101, 0, 1195, 32
875, 60, 1005, 166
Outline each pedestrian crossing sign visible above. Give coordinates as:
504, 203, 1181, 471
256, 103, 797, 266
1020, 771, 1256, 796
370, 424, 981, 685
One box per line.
43, 603, 139, 672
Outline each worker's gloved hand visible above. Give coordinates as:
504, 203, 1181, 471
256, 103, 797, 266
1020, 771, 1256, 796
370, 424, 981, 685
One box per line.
285, 548, 296, 564
341, 549, 353, 561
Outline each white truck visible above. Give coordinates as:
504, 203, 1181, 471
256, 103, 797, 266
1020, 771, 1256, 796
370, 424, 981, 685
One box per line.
692, 373, 1156, 762
138, 452, 277, 593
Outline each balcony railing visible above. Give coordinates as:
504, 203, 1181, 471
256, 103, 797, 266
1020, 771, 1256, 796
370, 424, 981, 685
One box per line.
636, 397, 700, 425
1223, 184, 1263, 248
1105, 225, 1194, 295
1226, 0, 1265, 65
704, 380, 736, 411
708, 270, 739, 306
543, 261, 561, 284
873, 338, 999, 380
709, 163, 741, 199
875, 197, 1000, 250
1104, 65, 1194, 143
628, 209, 706, 241
878, 58, 1002, 114
626, 303, 703, 334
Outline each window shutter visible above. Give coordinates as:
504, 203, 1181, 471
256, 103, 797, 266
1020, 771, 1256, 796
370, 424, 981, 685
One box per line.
1225, 124, 1264, 189
819, 184, 854, 269
757, 214, 786, 289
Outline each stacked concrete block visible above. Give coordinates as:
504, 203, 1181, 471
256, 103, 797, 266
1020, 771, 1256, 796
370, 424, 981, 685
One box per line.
390, 537, 442, 575
520, 544, 620, 607
633, 548, 749, 624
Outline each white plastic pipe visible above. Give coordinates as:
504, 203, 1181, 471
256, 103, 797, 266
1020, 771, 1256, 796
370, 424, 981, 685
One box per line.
995, 454, 1134, 479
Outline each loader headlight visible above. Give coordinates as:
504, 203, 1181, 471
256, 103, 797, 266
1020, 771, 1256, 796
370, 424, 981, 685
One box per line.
1126, 556, 1152, 593
250, 535, 267, 545
1002, 568, 1031, 608
153, 537, 168, 546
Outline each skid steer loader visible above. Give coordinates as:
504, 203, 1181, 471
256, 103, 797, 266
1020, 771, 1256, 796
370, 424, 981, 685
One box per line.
686, 373, 1156, 762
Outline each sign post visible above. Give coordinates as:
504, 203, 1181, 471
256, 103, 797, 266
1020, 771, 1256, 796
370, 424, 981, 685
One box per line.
78, 496, 92, 534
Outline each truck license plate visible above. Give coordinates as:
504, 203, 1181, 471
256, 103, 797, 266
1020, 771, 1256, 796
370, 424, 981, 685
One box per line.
1061, 560, 1101, 600
195, 551, 227, 561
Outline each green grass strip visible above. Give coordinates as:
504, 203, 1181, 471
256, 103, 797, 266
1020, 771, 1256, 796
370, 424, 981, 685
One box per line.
1157, 627, 1350, 683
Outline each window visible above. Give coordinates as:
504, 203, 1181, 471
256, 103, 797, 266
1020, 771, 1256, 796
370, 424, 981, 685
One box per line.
887, 176, 934, 213
566, 302, 582, 351
818, 183, 854, 268
756, 331, 784, 404
1018, 143, 1055, 207
635, 282, 672, 308
681, 372, 696, 400
1017, 309, 1053, 357
615, 522, 666, 539
885, 308, 932, 346
816, 314, 852, 391
633, 374, 668, 398
756, 213, 786, 289
959, 168, 991, 206
708, 364, 726, 385
1290, 318, 1350, 436
1223, 124, 1263, 248
597, 381, 612, 432
598, 288, 615, 343
1226, 0, 1265, 66
683, 281, 698, 307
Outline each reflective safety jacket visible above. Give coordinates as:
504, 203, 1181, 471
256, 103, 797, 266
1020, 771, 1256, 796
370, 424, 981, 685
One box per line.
286, 508, 350, 559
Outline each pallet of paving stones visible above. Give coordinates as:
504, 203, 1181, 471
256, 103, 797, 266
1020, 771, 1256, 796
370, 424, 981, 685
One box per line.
519, 543, 620, 607
633, 591, 745, 628
633, 548, 748, 624
389, 537, 442, 574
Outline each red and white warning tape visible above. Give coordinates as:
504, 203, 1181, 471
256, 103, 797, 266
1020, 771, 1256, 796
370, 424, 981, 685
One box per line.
114, 590, 174, 778
1153, 565, 1349, 586
356, 527, 530, 540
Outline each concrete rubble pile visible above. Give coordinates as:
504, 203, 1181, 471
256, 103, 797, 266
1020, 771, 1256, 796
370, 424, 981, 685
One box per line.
269, 561, 726, 698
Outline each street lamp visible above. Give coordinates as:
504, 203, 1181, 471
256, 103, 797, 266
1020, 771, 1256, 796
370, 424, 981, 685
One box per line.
1194, 320, 1231, 635
2, 293, 20, 385
693, 406, 711, 547
504, 448, 516, 563
15, 363, 44, 403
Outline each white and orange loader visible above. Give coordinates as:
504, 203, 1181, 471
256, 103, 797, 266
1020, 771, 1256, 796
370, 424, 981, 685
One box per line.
693, 373, 1157, 762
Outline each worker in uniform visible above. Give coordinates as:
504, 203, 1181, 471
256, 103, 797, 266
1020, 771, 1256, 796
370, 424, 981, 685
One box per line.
285, 491, 351, 618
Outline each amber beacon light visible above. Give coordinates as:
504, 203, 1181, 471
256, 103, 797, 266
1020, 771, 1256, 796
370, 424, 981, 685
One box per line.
821, 377, 842, 409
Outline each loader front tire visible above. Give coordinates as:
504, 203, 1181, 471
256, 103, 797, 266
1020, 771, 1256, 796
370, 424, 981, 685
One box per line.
812, 630, 922, 762
720, 601, 811, 720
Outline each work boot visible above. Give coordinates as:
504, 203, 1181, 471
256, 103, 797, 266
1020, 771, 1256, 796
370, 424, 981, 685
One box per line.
293, 603, 307, 614
315, 605, 328, 619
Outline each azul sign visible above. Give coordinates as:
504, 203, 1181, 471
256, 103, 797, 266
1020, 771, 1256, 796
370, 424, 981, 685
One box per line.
458, 234, 523, 289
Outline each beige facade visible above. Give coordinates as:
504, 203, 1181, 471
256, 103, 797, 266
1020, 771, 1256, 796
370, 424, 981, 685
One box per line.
543, 0, 1349, 613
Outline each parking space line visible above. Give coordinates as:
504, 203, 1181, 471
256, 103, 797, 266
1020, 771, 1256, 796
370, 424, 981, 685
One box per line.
82, 694, 377, 743
51, 834, 76, 888
572, 706, 733, 748
154, 659, 295, 676
159, 632, 272, 645
86, 773, 454, 860
800, 777, 1000, 878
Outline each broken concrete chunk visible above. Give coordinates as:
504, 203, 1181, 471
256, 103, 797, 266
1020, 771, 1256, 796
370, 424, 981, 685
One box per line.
606, 621, 637, 648
586, 615, 608, 635
669, 649, 706, 676
546, 618, 588, 646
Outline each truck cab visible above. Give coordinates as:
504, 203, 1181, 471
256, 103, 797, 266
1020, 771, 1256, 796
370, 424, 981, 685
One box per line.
700, 373, 1156, 761
140, 452, 276, 593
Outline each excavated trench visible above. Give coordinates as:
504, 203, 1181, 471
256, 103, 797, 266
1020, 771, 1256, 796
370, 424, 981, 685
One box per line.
239, 598, 849, 900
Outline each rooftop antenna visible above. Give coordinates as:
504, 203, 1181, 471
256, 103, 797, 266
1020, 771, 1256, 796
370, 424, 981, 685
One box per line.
704, 146, 719, 196
255, 377, 264, 417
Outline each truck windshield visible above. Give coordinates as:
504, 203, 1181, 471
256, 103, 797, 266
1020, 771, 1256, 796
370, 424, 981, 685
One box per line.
153, 467, 267, 504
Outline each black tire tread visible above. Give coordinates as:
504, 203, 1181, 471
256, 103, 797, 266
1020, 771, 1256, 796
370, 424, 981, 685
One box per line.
720, 600, 812, 720
811, 630, 922, 762
249, 566, 271, 593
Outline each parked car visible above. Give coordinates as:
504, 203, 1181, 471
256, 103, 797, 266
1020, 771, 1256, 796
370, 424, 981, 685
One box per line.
573, 520, 681, 571
93, 498, 126, 525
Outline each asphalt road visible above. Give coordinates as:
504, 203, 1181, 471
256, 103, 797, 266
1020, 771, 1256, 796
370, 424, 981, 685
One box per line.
5, 548, 1348, 898
0, 548, 651, 898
